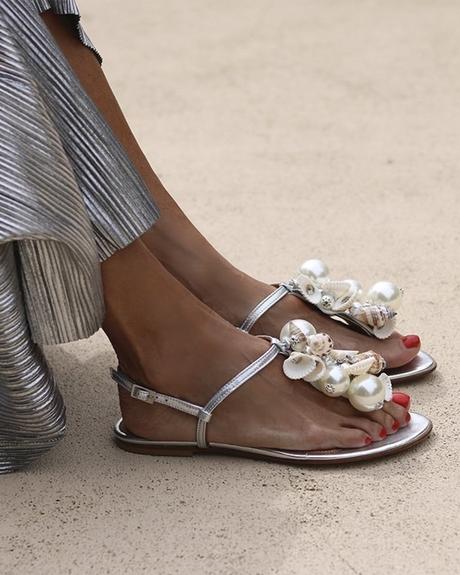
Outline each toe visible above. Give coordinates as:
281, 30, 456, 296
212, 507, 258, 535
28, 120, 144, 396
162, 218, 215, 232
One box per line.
341, 417, 386, 442
383, 401, 409, 428
384, 333, 420, 368
337, 428, 373, 449
367, 409, 396, 434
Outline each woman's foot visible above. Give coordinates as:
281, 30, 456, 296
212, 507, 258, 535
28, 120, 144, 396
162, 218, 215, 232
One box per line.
143, 215, 420, 369
102, 241, 410, 450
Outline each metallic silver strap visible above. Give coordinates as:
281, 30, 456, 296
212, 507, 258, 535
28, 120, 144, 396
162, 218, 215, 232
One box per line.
111, 343, 281, 449
111, 369, 212, 422
196, 344, 280, 448
239, 285, 291, 332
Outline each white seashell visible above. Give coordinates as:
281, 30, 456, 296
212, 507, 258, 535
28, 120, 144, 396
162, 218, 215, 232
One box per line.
330, 349, 359, 363
372, 317, 397, 340
379, 372, 393, 402
279, 319, 316, 351
295, 274, 322, 304
303, 357, 327, 383
307, 333, 333, 356
343, 356, 375, 376
322, 280, 361, 312
283, 352, 315, 379
365, 351, 386, 374
349, 303, 396, 329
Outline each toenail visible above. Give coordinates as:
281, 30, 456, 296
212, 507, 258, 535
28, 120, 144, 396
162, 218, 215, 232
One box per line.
406, 413, 411, 423
392, 392, 411, 409
402, 335, 420, 349
365, 436, 372, 445
379, 427, 387, 439
392, 420, 400, 432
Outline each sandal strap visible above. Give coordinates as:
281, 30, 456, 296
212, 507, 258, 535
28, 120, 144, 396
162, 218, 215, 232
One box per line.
196, 343, 280, 447
240, 285, 292, 332
111, 368, 210, 420
111, 342, 281, 449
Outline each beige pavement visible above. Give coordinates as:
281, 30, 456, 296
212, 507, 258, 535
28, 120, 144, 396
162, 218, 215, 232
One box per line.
2, 1, 459, 573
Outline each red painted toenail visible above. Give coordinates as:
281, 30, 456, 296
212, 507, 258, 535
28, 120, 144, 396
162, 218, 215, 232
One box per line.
406, 413, 411, 423
379, 428, 387, 439
365, 436, 372, 445
392, 420, 400, 432
402, 335, 420, 349
392, 392, 411, 409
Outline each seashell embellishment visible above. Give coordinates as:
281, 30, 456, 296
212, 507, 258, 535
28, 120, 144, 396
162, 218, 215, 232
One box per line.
349, 303, 396, 329
283, 352, 316, 379
307, 333, 333, 356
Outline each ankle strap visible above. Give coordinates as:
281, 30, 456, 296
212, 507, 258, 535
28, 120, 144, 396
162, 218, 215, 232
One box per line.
111, 343, 281, 449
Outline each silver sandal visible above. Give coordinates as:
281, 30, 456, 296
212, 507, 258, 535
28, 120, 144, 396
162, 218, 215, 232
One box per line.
240, 259, 436, 384
112, 324, 432, 464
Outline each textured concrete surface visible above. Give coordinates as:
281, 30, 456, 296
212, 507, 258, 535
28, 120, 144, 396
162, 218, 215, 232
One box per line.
2, 1, 459, 573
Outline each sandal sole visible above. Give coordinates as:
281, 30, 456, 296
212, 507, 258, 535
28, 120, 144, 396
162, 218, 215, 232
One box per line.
114, 412, 432, 465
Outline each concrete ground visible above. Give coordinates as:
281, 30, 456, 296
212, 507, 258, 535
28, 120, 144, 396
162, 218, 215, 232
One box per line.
2, 1, 459, 573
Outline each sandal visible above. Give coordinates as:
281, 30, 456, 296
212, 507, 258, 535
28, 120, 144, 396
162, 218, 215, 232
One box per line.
112, 321, 432, 464
239, 259, 436, 383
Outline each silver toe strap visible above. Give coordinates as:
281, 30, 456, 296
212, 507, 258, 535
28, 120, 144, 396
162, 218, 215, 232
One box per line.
111, 343, 281, 449
240, 285, 292, 332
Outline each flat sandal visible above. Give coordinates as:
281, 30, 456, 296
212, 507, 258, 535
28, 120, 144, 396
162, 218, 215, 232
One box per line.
112, 321, 432, 465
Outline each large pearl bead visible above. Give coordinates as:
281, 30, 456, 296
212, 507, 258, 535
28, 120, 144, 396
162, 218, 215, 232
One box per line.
300, 259, 329, 280
367, 281, 402, 310
347, 374, 386, 412
318, 366, 350, 397
280, 319, 316, 351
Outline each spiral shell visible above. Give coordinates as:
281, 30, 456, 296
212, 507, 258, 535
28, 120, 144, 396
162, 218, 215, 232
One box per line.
307, 333, 333, 356
364, 351, 386, 374
343, 356, 375, 376
330, 349, 359, 363
349, 303, 396, 329
282, 352, 316, 379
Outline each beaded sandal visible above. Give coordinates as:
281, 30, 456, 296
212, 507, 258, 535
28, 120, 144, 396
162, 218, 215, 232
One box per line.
240, 260, 436, 383
112, 321, 432, 464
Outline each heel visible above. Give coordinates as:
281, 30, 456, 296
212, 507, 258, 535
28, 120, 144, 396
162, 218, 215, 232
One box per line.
115, 438, 196, 457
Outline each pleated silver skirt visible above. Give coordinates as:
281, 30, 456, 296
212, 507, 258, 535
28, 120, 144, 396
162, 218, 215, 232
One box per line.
0, 0, 159, 472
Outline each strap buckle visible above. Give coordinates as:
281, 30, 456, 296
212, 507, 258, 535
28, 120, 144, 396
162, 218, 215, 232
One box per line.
130, 384, 155, 404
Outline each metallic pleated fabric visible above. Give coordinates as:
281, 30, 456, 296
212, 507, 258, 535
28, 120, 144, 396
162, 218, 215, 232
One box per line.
0, 0, 159, 472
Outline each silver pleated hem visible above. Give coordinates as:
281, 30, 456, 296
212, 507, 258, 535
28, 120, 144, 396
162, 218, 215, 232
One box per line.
0, 0, 159, 472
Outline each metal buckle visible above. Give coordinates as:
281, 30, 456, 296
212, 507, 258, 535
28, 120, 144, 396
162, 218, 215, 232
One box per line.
130, 384, 155, 404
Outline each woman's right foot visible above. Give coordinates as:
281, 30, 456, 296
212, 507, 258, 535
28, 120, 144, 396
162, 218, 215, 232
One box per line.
101, 240, 410, 451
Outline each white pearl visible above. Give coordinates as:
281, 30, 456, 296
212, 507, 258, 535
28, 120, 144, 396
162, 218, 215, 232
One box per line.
347, 374, 386, 412
300, 259, 329, 280
280, 319, 316, 350
318, 366, 350, 397
367, 281, 402, 310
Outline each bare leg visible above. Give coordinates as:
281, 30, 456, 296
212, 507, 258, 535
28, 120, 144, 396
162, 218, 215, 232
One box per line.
41, 11, 420, 371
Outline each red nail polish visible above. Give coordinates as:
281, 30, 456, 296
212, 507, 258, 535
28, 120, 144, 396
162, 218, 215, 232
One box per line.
402, 335, 420, 349
392, 392, 411, 409
379, 427, 387, 439
406, 413, 411, 423
365, 436, 372, 445
392, 420, 400, 432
